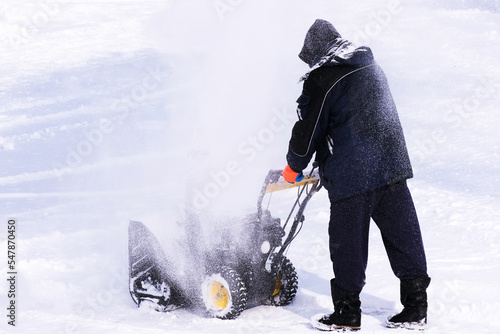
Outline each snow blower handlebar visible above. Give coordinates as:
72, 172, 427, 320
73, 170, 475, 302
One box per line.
257, 168, 321, 217
256, 169, 282, 219
257, 167, 322, 266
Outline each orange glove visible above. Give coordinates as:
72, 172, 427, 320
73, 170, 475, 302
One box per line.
282, 165, 304, 183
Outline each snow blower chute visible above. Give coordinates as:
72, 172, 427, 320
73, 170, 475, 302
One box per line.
128, 167, 322, 319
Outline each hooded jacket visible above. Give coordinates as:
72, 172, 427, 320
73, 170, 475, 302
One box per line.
287, 19, 413, 201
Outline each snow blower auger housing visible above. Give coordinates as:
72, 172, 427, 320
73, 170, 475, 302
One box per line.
128, 168, 322, 319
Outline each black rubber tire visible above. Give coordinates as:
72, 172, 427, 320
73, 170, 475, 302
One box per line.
267, 255, 298, 306
200, 266, 248, 319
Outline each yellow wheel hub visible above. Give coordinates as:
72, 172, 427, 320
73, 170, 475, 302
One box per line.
273, 276, 282, 296
207, 281, 229, 310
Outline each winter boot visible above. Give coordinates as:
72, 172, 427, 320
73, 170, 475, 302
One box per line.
386, 276, 431, 330
311, 279, 361, 331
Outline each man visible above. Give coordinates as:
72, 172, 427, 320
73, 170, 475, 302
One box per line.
282, 19, 430, 331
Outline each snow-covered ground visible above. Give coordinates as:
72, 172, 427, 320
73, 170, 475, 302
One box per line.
1, 0, 499, 333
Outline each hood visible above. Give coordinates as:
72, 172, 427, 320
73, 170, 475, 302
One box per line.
299, 19, 374, 69
299, 19, 341, 67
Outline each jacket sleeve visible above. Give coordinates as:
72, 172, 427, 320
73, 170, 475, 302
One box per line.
286, 78, 331, 172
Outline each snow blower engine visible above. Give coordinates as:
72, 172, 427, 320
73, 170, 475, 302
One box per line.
128, 167, 322, 319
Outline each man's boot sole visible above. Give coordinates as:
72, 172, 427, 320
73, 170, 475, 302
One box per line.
311, 313, 361, 332
386, 315, 427, 330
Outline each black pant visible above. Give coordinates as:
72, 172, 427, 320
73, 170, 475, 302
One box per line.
328, 180, 428, 292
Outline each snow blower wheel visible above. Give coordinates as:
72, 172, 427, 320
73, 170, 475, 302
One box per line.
267, 256, 298, 306
201, 266, 248, 319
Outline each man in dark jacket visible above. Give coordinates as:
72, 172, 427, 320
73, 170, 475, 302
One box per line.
282, 19, 430, 331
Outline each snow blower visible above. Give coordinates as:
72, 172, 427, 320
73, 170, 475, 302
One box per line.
128, 167, 322, 319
